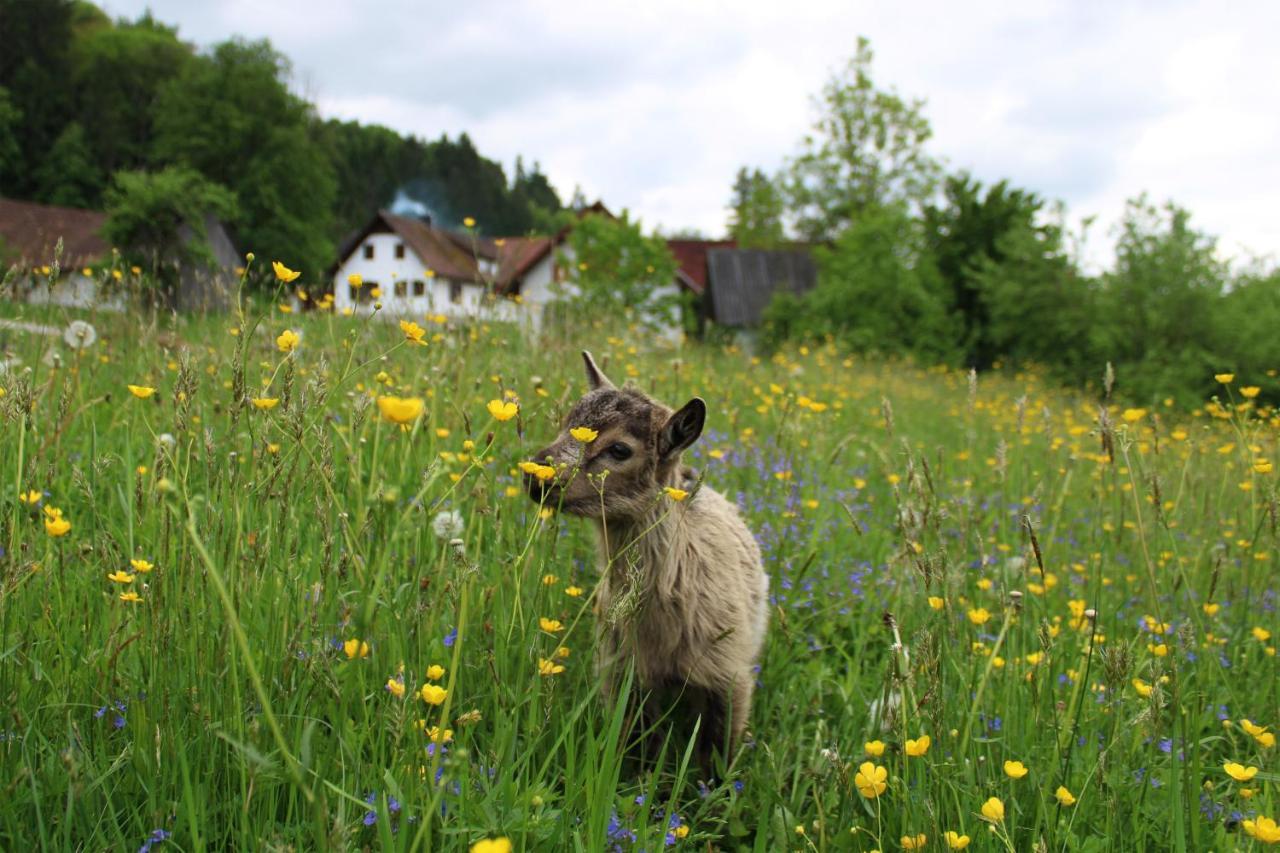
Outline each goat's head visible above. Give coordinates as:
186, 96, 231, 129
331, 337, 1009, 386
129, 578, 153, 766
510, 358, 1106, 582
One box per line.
525, 351, 705, 520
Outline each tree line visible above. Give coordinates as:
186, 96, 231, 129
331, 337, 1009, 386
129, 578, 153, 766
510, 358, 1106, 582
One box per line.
729, 38, 1280, 405
0, 0, 563, 278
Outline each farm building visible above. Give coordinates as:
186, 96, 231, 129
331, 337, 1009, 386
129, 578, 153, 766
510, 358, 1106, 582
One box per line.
0, 197, 239, 312
666, 239, 817, 331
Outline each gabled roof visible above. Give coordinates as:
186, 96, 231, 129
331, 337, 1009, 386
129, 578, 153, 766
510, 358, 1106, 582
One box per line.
333, 210, 489, 283
705, 248, 817, 327
495, 236, 553, 290
490, 203, 615, 295
0, 197, 110, 268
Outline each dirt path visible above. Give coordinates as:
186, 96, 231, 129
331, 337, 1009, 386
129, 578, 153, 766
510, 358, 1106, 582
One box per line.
0, 319, 59, 336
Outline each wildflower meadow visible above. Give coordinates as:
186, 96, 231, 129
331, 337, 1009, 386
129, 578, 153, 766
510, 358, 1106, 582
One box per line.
0, 267, 1277, 852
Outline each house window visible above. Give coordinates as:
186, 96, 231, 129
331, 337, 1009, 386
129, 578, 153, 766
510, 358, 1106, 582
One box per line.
412, 280, 425, 296
394, 280, 408, 297
352, 282, 374, 303
449, 281, 463, 304
395, 242, 405, 259
363, 244, 374, 260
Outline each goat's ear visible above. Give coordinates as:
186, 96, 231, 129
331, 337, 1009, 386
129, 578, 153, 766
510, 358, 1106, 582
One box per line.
582, 350, 614, 390
659, 398, 706, 459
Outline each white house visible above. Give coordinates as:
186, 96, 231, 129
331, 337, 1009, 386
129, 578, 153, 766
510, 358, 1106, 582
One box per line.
330, 210, 509, 321
330, 204, 695, 337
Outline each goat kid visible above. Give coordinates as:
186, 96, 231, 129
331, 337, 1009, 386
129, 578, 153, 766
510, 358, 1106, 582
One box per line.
525, 351, 768, 767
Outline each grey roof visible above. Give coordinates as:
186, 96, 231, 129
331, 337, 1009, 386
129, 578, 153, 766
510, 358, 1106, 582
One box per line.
705, 248, 817, 327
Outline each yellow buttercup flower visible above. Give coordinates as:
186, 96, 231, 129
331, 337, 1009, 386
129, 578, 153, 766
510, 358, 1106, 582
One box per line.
1241, 719, 1267, 737
538, 657, 565, 676
107, 570, 135, 584
377, 396, 424, 424
1055, 785, 1077, 806
385, 678, 406, 698
967, 607, 991, 626
901, 834, 927, 850
425, 664, 446, 681
276, 329, 300, 353
469, 839, 511, 853
519, 461, 557, 481
130, 559, 154, 573
905, 734, 931, 757
463, 216, 476, 228
487, 399, 518, 421
1215, 373, 1234, 384
1243, 816, 1280, 843
343, 639, 370, 659
980, 796, 1005, 823
570, 426, 598, 442
865, 739, 886, 757
45, 513, 72, 537
1240, 386, 1261, 398
119, 591, 143, 603
1132, 678, 1153, 697
663, 486, 689, 502
945, 830, 971, 849
928, 596, 946, 610
272, 261, 301, 282
400, 320, 427, 345
19, 489, 42, 505
1121, 407, 1146, 423
347, 273, 363, 287
539, 617, 563, 633
251, 397, 280, 410
1224, 761, 1258, 782
854, 761, 887, 798
128, 384, 156, 399
1003, 759, 1029, 779
420, 683, 448, 705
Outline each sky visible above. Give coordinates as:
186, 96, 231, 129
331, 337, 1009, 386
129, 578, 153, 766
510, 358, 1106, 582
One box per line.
103, 0, 1280, 266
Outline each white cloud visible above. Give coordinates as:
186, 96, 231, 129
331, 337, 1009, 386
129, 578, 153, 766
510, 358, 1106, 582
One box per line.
103, 0, 1280, 262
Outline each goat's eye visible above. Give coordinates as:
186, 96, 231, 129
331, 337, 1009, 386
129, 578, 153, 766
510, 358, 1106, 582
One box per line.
607, 443, 632, 461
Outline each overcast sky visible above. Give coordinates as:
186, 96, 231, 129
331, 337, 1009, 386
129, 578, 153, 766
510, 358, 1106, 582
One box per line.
104, 0, 1280, 266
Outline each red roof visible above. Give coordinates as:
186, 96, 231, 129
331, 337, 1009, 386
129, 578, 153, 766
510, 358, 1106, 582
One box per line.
0, 197, 110, 268
496, 236, 553, 290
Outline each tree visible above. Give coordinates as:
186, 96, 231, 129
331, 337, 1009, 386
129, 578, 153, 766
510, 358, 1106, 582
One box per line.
924, 174, 1046, 368
102, 165, 237, 296
70, 13, 192, 177
763, 203, 958, 360
151, 38, 335, 278
1219, 264, 1280, 402
32, 123, 102, 208
560, 210, 680, 328
0, 0, 76, 198
727, 167, 785, 248
783, 37, 940, 242
971, 205, 1101, 384
1100, 196, 1228, 403
0, 87, 22, 189
511, 156, 562, 231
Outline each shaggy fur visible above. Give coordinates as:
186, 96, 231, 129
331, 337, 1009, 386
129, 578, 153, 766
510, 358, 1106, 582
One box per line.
526, 352, 769, 766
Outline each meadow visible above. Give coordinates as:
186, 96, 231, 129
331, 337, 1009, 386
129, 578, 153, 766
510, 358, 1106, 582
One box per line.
0, 272, 1277, 852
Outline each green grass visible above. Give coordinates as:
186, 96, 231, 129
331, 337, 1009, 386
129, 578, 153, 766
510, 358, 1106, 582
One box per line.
0, 294, 1277, 851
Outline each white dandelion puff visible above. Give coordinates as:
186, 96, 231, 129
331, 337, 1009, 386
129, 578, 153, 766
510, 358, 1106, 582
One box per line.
63, 320, 97, 349
432, 509, 464, 540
